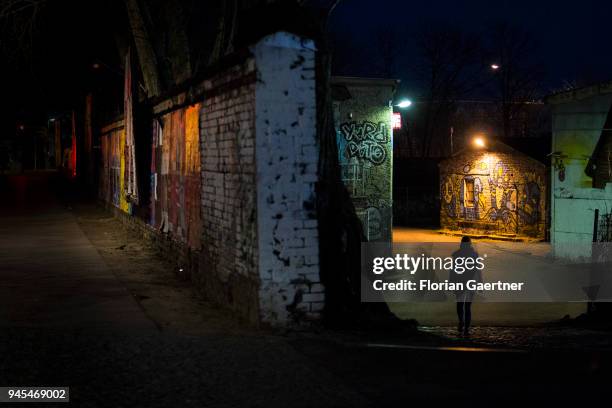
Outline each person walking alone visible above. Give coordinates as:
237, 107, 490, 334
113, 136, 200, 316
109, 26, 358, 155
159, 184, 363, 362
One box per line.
450, 236, 482, 336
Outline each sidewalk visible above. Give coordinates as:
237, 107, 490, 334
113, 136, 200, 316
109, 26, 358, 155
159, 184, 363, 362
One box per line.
0, 197, 156, 333
2, 181, 610, 405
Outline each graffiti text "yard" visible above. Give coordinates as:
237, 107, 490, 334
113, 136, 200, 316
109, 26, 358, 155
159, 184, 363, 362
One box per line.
340, 121, 388, 143
340, 121, 388, 165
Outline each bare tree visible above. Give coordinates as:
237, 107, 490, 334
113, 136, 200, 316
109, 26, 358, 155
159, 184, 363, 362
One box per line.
328, 27, 369, 76
375, 25, 400, 78
160, 0, 193, 85
123, 0, 162, 97
411, 24, 485, 156
486, 22, 543, 139
0, 0, 45, 66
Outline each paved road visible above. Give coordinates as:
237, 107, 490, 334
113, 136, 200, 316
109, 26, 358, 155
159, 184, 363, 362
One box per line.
1, 175, 610, 406
0, 175, 368, 407
392, 227, 586, 325
0, 195, 156, 333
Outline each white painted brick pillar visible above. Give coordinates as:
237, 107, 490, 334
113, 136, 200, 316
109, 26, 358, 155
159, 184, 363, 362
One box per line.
251, 32, 321, 325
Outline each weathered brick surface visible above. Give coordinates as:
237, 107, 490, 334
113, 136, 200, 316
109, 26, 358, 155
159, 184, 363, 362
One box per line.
100, 32, 321, 327
439, 144, 547, 239
198, 58, 261, 323
251, 33, 320, 324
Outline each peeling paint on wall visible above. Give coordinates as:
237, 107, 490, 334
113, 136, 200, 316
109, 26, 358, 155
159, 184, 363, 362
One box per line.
99, 103, 202, 248
99, 126, 131, 214
150, 103, 202, 249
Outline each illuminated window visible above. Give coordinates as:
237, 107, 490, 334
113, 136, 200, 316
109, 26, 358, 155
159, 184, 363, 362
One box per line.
392, 112, 402, 129
464, 179, 475, 207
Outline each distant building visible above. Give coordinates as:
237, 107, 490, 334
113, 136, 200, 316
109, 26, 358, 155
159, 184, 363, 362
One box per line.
393, 98, 550, 229
439, 141, 547, 239
395, 99, 551, 159
547, 83, 612, 258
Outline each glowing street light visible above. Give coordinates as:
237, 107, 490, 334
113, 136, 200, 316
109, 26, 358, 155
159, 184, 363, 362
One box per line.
473, 136, 486, 148
396, 99, 412, 108
490, 64, 500, 70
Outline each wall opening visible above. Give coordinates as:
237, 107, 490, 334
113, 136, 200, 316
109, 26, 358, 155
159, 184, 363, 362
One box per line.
464, 179, 475, 208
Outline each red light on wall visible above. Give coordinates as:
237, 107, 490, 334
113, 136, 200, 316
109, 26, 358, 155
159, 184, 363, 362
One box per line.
392, 112, 402, 129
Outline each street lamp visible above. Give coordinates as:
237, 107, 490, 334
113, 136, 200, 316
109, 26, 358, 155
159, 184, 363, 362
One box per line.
396, 99, 412, 108
473, 136, 486, 148
490, 64, 500, 70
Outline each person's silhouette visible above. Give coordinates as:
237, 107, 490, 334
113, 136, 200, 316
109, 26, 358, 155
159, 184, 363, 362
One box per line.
450, 236, 482, 336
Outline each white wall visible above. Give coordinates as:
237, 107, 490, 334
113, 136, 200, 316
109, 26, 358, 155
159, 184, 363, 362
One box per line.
551, 93, 612, 258
252, 32, 321, 324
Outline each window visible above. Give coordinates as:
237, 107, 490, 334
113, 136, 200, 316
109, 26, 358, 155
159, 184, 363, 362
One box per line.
464, 179, 475, 207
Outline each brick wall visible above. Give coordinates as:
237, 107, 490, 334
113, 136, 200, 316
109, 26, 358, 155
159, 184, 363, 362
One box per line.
149, 105, 202, 249
198, 58, 261, 323
197, 33, 321, 325
98, 32, 320, 327
439, 143, 547, 239
252, 33, 320, 323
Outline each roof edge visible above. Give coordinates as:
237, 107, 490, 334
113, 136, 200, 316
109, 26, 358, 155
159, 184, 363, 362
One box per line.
331, 76, 399, 88
546, 81, 612, 104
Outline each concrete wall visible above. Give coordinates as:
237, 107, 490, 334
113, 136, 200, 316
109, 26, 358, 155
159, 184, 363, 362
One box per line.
98, 32, 320, 326
332, 77, 396, 242
549, 87, 612, 258
439, 146, 546, 239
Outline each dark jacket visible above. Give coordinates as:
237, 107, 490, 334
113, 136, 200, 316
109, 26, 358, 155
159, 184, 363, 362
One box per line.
450, 242, 483, 301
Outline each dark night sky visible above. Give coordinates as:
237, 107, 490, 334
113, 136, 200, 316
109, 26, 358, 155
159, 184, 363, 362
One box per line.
330, 0, 612, 92
0, 0, 123, 132
2, 0, 612, 127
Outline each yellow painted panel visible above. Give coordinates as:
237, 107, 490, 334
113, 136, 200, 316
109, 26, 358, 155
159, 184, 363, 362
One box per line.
119, 129, 130, 213
185, 104, 200, 175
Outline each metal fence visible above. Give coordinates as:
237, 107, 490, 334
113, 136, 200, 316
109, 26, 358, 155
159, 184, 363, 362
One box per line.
596, 211, 612, 243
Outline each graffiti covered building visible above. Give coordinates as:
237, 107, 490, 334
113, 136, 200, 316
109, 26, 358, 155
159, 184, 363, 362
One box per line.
97, 32, 322, 326
439, 141, 546, 239
332, 77, 397, 242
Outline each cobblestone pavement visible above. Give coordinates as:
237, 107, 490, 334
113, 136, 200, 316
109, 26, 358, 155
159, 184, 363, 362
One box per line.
1, 330, 370, 408
420, 326, 612, 350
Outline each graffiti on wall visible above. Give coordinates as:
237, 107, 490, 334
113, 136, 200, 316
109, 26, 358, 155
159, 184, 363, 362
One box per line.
440, 153, 545, 238
518, 179, 541, 226
99, 103, 202, 249
354, 205, 387, 241
340, 121, 388, 165
338, 120, 392, 241
150, 104, 201, 249
334, 89, 394, 243
485, 161, 518, 233
99, 127, 130, 213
